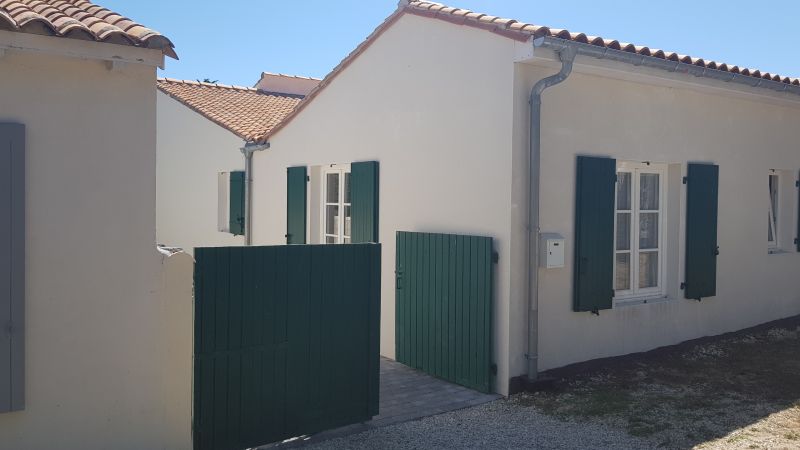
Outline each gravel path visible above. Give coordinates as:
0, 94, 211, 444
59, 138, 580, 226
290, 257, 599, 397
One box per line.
303, 398, 652, 449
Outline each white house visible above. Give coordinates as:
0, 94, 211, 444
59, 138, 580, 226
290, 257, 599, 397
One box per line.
156, 73, 318, 253
0, 1, 193, 449
248, 0, 800, 395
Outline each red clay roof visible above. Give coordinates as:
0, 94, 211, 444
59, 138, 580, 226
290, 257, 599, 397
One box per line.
0, 0, 176, 59
258, 0, 799, 143
157, 78, 304, 142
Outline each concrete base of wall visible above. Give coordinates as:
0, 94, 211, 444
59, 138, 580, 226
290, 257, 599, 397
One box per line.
509, 313, 800, 395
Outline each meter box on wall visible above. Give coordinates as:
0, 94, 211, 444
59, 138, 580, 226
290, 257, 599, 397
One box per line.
539, 233, 565, 268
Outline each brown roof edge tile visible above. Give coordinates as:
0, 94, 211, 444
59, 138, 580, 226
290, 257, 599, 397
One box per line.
0, 0, 176, 59
258, 0, 798, 144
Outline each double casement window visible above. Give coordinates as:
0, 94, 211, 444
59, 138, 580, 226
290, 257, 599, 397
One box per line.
613, 162, 666, 301
768, 172, 779, 250
286, 161, 379, 245
322, 166, 352, 244
574, 156, 720, 312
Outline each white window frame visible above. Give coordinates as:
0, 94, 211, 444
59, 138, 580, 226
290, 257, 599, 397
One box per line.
768, 171, 779, 250
320, 164, 351, 244
614, 161, 668, 302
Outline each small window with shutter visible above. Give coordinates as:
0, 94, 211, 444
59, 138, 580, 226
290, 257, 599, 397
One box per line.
217, 171, 245, 236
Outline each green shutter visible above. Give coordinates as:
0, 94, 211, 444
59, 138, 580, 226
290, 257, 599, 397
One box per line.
684, 163, 719, 300
351, 161, 379, 243
286, 166, 307, 244
229, 171, 245, 236
573, 155, 616, 313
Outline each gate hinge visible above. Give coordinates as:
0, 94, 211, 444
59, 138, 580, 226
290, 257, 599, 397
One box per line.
492, 251, 499, 264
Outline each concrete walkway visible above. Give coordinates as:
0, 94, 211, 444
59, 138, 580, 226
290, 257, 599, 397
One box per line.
266, 358, 500, 448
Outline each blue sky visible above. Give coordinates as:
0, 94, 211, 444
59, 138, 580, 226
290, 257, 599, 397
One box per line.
101, 0, 800, 87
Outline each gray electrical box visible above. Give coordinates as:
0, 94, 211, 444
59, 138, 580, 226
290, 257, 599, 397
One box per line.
539, 233, 565, 268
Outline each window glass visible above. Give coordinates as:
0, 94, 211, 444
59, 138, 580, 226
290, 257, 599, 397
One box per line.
615, 254, 631, 291
617, 172, 631, 210
614, 164, 665, 301
344, 173, 351, 204
325, 205, 339, 239
326, 173, 339, 203
639, 252, 659, 288
768, 174, 779, 246
640, 173, 659, 210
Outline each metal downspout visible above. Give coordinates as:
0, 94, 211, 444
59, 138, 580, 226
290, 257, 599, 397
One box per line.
527, 44, 576, 382
241, 142, 270, 246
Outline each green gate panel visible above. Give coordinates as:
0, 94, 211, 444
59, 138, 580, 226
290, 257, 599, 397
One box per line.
193, 244, 381, 450
395, 231, 493, 393
286, 166, 307, 244
351, 161, 379, 243
684, 163, 719, 300
229, 171, 245, 236
573, 155, 616, 313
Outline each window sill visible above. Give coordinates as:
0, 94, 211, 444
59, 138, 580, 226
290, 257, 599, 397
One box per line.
614, 295, 671, 308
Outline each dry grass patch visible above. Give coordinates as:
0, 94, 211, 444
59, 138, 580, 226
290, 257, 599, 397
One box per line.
513, 320, 800, 449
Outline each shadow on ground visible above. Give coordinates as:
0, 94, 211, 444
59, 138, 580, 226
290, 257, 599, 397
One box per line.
521, 315, 800, 449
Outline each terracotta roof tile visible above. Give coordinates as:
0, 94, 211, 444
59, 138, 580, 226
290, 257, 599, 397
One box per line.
0, 0, 176, 58
157, 78, 305, 142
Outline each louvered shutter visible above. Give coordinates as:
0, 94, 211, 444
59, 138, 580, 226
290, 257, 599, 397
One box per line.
573, 156, 616, 313
684, 163, 719, 300
0, 123, 25, 413
351, 161, 379, 243
286, 166, 307, 244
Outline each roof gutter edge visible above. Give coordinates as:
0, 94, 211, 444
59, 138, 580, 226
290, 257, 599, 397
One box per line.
535, 36, 800, 97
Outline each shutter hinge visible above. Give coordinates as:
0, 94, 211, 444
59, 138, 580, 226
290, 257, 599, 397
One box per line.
682, 176, 688, 185
680, 282, 686, 290
796, 180, 799, 188
492, 251, 499, 264
307, 176, 310, 182
794, 238, 798, 245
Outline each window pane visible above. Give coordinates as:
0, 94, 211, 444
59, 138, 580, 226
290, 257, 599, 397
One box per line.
325, 236, 336, 244
325, 205, 339, 236
639, 251, 658, 288
616, 213, 631, 251
344, 205, 351, 237
639, 213, 659, 249
640, 173, 659, 210
343, 237, 351, 244
616, 172, 631, 210
769, 175, 778, 242
344, 172, 351, 204
615, 253, 631, 291
326, 173, 339, 203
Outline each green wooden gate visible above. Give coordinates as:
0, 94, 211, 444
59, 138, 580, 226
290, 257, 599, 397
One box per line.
395, 232, 494, 393
193, 244, 381, 450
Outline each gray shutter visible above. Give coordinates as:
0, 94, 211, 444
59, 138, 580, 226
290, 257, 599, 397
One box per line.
286, 166, 307, 244
351, 161, 379, 243
573, 155, 616, 313
684, 163, 719, 300
229, 171, 245, 236
796, 171, 800, 252
0, 123, 25, 413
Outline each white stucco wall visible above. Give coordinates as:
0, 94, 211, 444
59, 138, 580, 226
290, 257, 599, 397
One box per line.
251, 14, 518, 394
157, 91, 245, 253
513, 53, 800, 372
0, 33, 192, 449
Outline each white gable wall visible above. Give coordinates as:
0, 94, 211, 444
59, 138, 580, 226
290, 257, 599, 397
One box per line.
156, 91, 245, 254
252, 13, 518, 394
